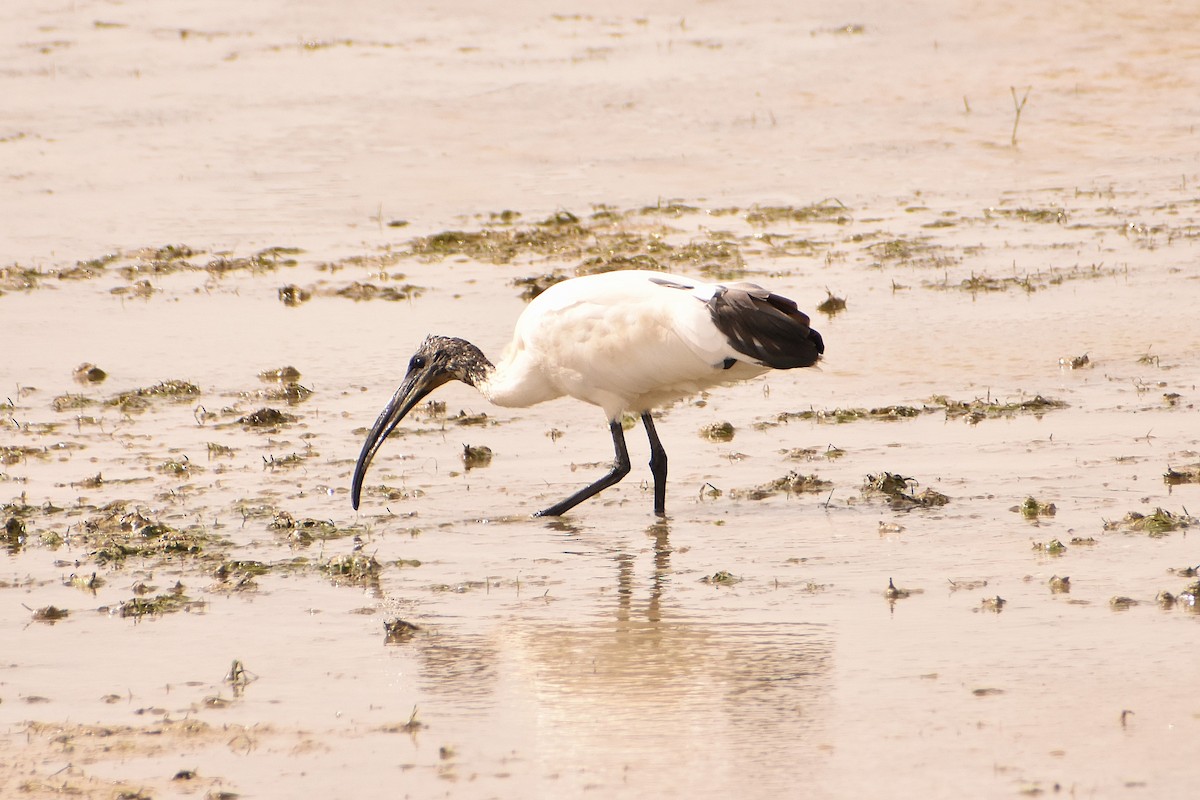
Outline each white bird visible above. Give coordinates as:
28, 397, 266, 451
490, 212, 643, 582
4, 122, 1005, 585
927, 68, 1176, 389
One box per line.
351, 269, 824, 517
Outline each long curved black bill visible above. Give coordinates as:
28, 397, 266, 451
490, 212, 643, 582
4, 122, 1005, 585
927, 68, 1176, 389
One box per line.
350, 371, 440, 510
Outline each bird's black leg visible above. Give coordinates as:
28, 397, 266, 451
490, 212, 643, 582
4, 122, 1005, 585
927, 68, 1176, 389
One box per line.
641, 411, 668, 516
534, 420, 631, 517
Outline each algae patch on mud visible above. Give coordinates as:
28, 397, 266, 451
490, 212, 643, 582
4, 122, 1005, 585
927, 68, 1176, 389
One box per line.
732, 470, 832, 501
1164, 463, 1200, 485
69, 500, 228, 567
930, 394, 1068, 423
1104, 508, 1197, 537
105, 380, 201, 414
863, 472, 950, 508
1014, 497, 1058, 519
764, 404, 933, 427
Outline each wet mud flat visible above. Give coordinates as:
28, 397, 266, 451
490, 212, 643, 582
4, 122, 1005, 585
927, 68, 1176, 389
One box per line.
5, 1, 1200, 798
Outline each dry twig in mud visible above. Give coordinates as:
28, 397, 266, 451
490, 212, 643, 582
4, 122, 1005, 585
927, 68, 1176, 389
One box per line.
1010, 86, 1031, 147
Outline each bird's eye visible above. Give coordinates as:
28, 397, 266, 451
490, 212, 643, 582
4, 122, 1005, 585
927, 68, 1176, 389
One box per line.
410, 355, 426, 370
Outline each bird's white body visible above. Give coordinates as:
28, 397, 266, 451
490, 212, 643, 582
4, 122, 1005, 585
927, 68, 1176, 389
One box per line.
479, 270, 767, 419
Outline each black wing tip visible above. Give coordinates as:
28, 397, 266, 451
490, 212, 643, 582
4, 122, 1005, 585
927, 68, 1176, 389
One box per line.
709, 286, 825, 370
810, 328, 825, 357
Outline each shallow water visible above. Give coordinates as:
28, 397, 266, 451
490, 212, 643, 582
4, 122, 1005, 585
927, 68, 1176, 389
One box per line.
4, 1, 1200, 798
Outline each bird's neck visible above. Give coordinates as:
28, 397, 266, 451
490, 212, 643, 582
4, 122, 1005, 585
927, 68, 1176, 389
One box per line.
460, 352, 496, 390
473, 349, 561, 409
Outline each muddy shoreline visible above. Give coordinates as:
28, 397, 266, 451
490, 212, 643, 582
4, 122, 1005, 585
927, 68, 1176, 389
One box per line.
5, 2, 1200, 798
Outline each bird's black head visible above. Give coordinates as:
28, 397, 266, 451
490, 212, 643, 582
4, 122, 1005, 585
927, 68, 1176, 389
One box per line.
350, 335, 493, 510
405, 335, 492, 388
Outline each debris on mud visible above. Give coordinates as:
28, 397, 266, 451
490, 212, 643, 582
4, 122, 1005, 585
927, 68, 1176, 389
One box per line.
30, 605, 70, 623
815, 290, 847, 316
979, 596, 1007, 613
115, 590, 203, 618
863, 472, 949, 508
272, 383, 314, 404
743, 199, 851, 226
451, 410, 490, 426
1103, 507, 1196, 536
62, 502, 225, 566
1014, 497, 1057, 518
885, 578, 921, 600
246, 382, 313, 405
267, 512, 340, 544
278, 284, 312, 306
66, 568, 104, 594
926, 263, 1121, 294
334, 281, 424, 302
213, 560, 270, 590
259, 366, 302, 383
513, 272, 567, 300
782, 444, 846, 461
4, 516, 27, 552
462, 443, 493, 469
73, 363, 108, 383
768, 404, 931, 427
158, 456, 199, 478
109, 279, 157, 298
262, 451, 312, 469
207, 247, 302, 274
0, 263, 49, 292
931, 393, 1068, 423
107, 380, 201, 412
323, 552, 383, 588
1032, 539, 1067, 555
734, 470, 831, 500
109, 244, 299, 281
50, 393, 95, 412
1109, 596, 1139, 611
1059, 353, 1091, 369
947, 578, 989, 592
700, 421, 735, 442
867, 236, 955, 269
384, 618, 422, 644
237, 407, 296, 428
864, 472, 912, 496
224, 659, 257, 693
71, 472, 107, 489
2, 445, 62, 467
409, 215, 588, 264
380, 707, 425, 734
1164, 463, 1200, 485
986, 206, 1069, 224
206, 442, 236, 459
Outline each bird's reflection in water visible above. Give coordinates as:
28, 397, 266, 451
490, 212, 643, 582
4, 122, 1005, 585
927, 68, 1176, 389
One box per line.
614, 520, 672, 624
411, 518, 833, 791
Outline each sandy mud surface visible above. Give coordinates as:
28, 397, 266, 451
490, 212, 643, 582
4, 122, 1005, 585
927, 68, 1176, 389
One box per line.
3, 1, 1199, 798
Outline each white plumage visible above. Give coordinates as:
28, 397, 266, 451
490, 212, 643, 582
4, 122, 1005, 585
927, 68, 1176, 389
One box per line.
352, 269, 824, 517
480, 270, 767, 419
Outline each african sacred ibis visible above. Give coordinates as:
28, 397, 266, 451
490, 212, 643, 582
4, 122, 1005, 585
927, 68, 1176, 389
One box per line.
351, 269, 824, 517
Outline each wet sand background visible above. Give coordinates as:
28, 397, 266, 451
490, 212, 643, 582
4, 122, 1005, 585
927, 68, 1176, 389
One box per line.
3, 1, 1200, 798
